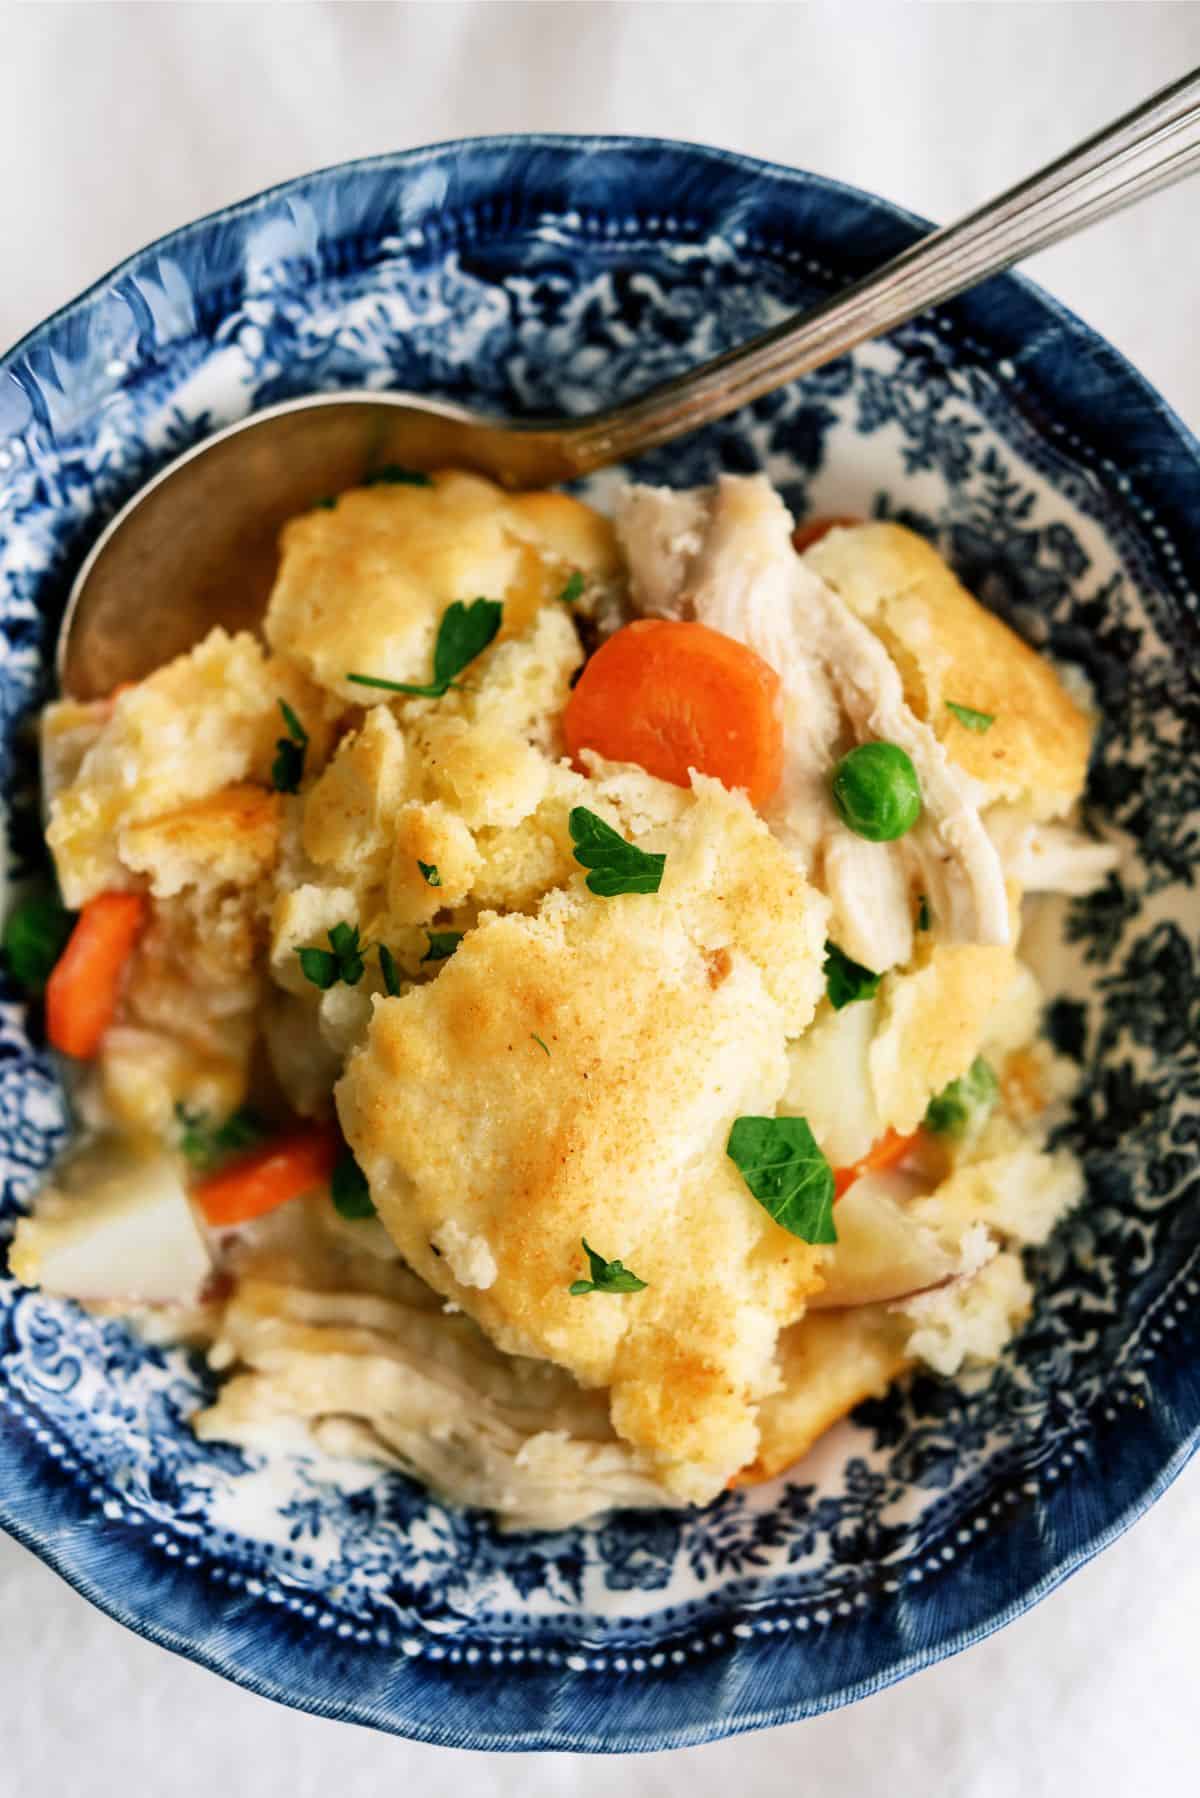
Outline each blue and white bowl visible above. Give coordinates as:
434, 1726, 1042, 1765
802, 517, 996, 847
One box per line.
1, 137, 1198, 1751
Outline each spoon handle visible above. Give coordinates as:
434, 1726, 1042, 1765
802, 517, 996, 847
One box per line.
566, 67, 1200, 469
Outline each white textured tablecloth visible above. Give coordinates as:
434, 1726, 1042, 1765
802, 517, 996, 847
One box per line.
2, 6, 1198, 1792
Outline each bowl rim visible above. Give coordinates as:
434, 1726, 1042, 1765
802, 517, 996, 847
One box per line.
2, 131, 1199, 1751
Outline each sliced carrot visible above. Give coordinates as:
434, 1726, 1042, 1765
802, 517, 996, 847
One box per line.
833, 1128, 923, 1200
45, 891, 148, 1059
194, 1125, 340, 1229
563, 618, 784, 809
791, 515, 862, 555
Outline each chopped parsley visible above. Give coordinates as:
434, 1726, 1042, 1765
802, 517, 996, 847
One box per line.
378, 944, 402, 996
418, 860, 442, 887
531, 1032, 551, 1056
310, 495, 338, 511
568, 807, 666, 897
917, 894, 932, 932
557, 570, 585, 605
945, 700, 996, 733
331, 1147, 376, 1219
422, 930, 463, 964
569, 1238, 648, 1295
2, 892, 74, 993
297, 921, 369, 989
924, 1057, 998, 1138
824, 941, 882, 1010
726, 1115, 837, 1244
364, 465, 433, 487
271, 698, 309, 794
346, 597, 502, 699
176, 1105, 266, 1173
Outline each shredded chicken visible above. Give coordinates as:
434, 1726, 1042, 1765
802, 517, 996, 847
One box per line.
616, 475, 1012, 971
987, 806, 1120, 895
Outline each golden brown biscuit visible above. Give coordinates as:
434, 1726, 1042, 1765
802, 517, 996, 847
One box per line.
119, 784, 282, 896
737, 1310, 912, 1486
337, 780, 830, 1502
804, 522, 1092, 817
265, 472, 618, 701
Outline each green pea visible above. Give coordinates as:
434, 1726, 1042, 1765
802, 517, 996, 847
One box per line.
831, 742, 922, 842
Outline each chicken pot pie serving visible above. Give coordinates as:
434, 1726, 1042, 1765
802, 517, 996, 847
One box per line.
8, 468, 1117, 1529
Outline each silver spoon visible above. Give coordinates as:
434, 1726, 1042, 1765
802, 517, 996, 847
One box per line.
60, 69, 1200, 699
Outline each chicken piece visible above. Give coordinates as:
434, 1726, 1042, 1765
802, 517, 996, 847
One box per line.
616, 477, 1051, 971
337, 779, 830, 1502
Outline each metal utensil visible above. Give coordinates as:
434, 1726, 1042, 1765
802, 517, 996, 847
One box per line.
60, 68, 1200, 698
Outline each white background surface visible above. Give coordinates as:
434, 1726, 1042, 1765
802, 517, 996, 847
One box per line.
2, 4, 1199, 1793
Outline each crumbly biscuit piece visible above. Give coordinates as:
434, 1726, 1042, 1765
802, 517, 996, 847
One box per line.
804, 523, 1092, 816
264, 472, 617, 702
44, 630, 336, 906
337, 781, 830, 1501
119, 784, 282, 897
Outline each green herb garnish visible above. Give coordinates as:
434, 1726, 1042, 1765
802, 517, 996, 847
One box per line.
271, 698, 309, 794
346, 597, 503, 699
176, 1105, 266, 1173
378, 944, 402, 996
557, 570, 585, 605
568, 807, 666, 897
531, 1033, 551, 1056
727, 1115, 837, 1244
569, 1238, 647, 1296
418, 861, 441, 887
924, 1057, 998, 1138
331, 1148, 376, 1219
364, 465, 433, 487
831, 742, 922, 842
917, 894, 931, 932
311, 495, 338, 511
297, 921, 369, 989
824, 941, 882, 1010
945, 700, 996, 734
422, 930, 463, 964
2, 893, 74, 993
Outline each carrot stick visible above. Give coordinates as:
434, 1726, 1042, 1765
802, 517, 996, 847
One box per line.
563, 618, 784, 809
45, 892, 148, 1059
792, 515, 862, 555
833, 1128, 923, 1199
194, 1125, 340, 1228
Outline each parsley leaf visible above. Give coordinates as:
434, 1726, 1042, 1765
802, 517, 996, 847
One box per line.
917, 894, 931, 932
568, 807, 666, 897
418, 860, 441, 887
378, 944, 401, 996
945, 700, 995, 733
364, 465, 433, 487
422, 930, 463, 964
346, 598, 503, 699
557, 570, 585, 604
297, 922, 368, 989
311, 495, 338, 511
569, 1238, 648, 1295
924, 1057, 998, 1138
531, 1032, 551, 1056
2, 892, 74, 993
331, 1147, 376, 1219
824, 941, 882, 1010
271, 698, 309, 794
727, 1115, 837, 1244
176, 1105, 266, 1173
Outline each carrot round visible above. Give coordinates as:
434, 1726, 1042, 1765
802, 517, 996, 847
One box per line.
45, 891, 148, 1059
833, 1127, 923, 1200
194, 1125, 340, 1228
563, 619, 784, 808
792, 515, 862, 555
